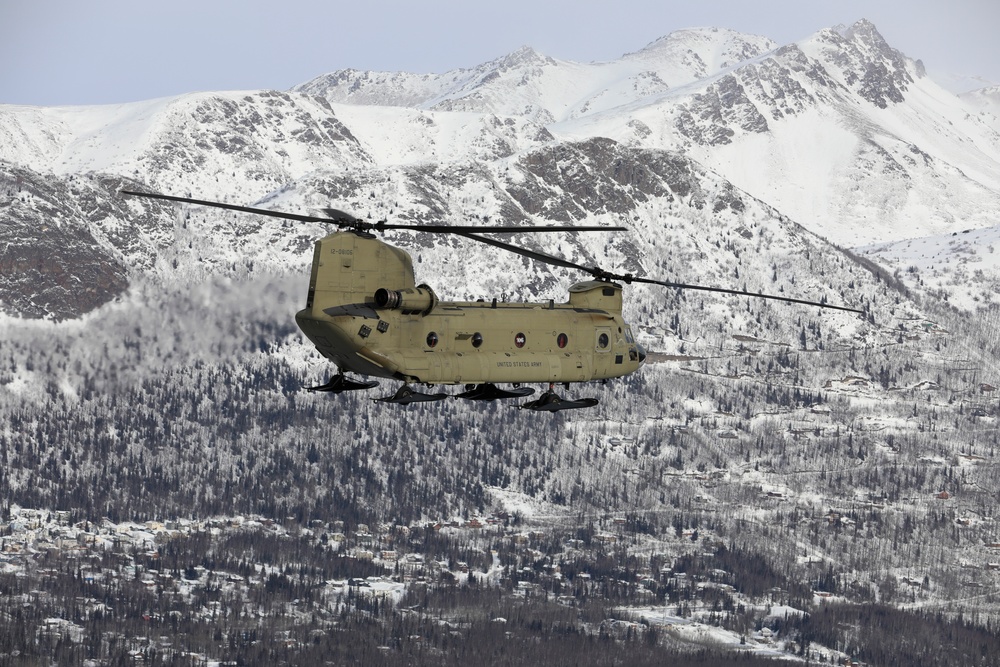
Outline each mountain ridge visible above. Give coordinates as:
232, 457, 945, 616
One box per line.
293, 27, 778, 124
5, 20, 998, 319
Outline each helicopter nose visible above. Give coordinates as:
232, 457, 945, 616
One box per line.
636, 343, 647, 365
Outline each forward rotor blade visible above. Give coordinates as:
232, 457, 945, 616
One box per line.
121, 190, 625, 235
121, 190, 351, 226
320, 208, 624, 234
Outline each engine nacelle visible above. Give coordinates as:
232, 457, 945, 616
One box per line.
374, 284, 437, 315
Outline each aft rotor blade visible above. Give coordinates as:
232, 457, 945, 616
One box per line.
455, 232, 600, 274
457, 232, 860, 314
625, 275, 862, 313
381, 222, 626, 234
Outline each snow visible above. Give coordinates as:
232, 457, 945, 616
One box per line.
487, 487, 551, 519
0, 96, 178, 175
626, 605, 801, 658
860, 224, 1000, 310
548, 25, 1000, 249
700, 109, 860, 240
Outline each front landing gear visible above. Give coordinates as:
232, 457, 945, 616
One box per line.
307, 374, 379, 393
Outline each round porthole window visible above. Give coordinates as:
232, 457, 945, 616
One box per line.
426, 332, 439, 348
598, 333, 609, 349
472, 332, 483, 348
557, 333, 568, 349
514, 332, 526, 348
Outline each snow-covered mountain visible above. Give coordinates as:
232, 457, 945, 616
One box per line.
3, 19, 998, 323
297, 20, 1000, 249
7, 20, 1000, 638
294, 29, 777, 125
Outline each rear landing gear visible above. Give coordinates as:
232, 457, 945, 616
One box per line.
519, 383, 598, 412
456, 383, 535, 401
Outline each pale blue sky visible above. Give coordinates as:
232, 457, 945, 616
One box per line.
2, 0, 997, 106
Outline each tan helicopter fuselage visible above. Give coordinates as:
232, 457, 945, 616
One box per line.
294, 232, 645, 386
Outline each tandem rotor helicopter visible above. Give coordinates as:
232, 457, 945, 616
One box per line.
122, 189, 861, 412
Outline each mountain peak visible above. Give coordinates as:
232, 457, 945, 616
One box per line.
834, 18, 891, 51
626, 27, 776, 75
634, 26, 768, 51
485, 45, 556, 71
812, 18, 914, 108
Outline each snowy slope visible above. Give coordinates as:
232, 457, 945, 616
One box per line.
0, 18, 997, 323
552, 21, 1000, 247
5, 22, 1000, 642
960, 85, 1000, 132
294, 29, 776, 125
860, 224, 1000, 310
295, 20, 1000, 248
2, 18, 1000, 613
0, 91, 372, 202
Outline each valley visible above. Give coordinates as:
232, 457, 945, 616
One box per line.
2, 17, 1000, 665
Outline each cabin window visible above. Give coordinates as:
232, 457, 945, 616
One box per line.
472, 332, 483, 348
557, 333, 568, 349
426, 332, 439, 348
597, 332, 610, 349
514, 333, 526, 348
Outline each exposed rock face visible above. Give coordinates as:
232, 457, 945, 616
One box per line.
671, 21, 916, 146
675, 74, 769, 146
0, 166, 129, 320
507, 138, 707, 219
825, 19, 913, 108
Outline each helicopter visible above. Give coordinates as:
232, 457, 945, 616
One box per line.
121, 189, 861, 412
